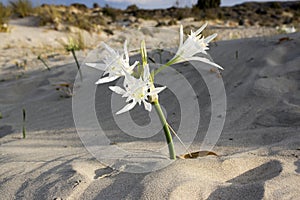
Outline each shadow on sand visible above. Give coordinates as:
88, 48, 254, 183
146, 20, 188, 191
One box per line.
207, 160, 282, 200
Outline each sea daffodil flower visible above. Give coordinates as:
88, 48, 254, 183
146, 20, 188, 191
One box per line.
109, 64, 166, 115
86, 40, 139, 84
170, 23, 223, 70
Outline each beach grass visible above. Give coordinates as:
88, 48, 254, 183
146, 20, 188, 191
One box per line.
0, 3, 11, 32
9, 0, 33, 18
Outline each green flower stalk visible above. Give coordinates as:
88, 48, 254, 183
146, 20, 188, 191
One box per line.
152, 100, 176, 159
141, 40, 176, 159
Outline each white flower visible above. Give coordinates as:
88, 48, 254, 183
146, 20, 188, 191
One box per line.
171, 23, 223, 70
109, 64, 166, 115
86, 40, 138, 84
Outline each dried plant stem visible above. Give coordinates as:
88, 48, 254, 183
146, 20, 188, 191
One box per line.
37, 56, 50, 71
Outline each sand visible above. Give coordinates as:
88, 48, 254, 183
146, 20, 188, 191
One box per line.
0, 17, 300, 199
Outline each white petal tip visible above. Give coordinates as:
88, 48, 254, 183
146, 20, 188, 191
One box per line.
116, 111, 124, 115
85, 62, 95, 67
116, 102, 136, 115
95, 76, 119, 84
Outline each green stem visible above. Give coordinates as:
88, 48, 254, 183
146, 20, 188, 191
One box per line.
153, 100, 176, 160
71, 49, 82, 81
153, 55, 180, 76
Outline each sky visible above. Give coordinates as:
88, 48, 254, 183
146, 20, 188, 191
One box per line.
1, 0, 298, 9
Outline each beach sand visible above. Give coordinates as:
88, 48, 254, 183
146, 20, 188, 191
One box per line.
0, 18, 299, 199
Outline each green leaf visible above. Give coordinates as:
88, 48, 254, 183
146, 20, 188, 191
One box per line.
22, 108, 26, 139
22, 108, 26, 122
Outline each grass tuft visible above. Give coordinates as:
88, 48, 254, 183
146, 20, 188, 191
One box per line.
36, 5, 61, 27
9, 0, 33, 18
0, 3, 11, 32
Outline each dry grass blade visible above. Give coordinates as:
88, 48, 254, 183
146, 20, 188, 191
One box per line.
37, 55, 51, 71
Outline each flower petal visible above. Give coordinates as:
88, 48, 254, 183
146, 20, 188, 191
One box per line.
149, 86, 166, 95
188, 57, 224, 70
95, 76, 119, 84
143, 100, 152, 112
116, 101, 137, 115
204, 33, 217, 44
194, 22, 208, 35
125, 96, 132, 102
102, 42, 116, 55
123, 70, 135, 84
128, 61, 139, 72
109, 86, 126, 95
86, 63, 107, 71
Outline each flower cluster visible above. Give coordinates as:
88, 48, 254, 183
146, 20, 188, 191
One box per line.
171, 23, 223, 70
86, 23, 222, 115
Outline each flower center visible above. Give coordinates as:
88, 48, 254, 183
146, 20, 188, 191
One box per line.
134, 87, 146, 99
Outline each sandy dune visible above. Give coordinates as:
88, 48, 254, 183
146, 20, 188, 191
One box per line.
0, 19, 299, 199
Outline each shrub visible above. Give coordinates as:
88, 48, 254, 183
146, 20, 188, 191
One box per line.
196, 0, 220, 10
93, 3, 100, 9
0, 3, 11, 25
126, 4, 139, 12
70, 3, 87, 11
9, 0, 33, 18
102, 5, 119, 21
270, 2, 281, 9
290, 2, 300, 10
75, 15, 93, 32
204, 8, 219, 19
